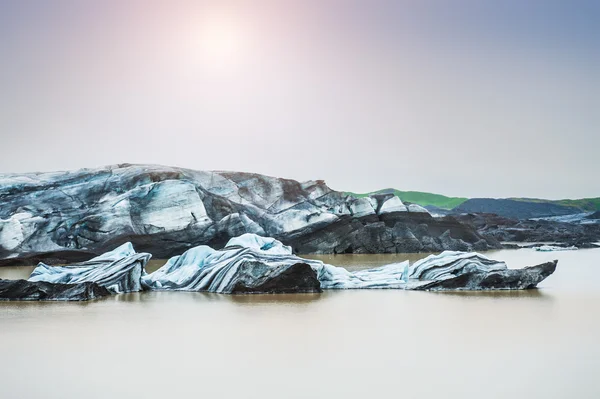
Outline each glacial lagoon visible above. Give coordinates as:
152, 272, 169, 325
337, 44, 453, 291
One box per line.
1, 248, 599, 399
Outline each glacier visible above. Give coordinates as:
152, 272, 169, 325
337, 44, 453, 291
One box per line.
0, 164, 498, 265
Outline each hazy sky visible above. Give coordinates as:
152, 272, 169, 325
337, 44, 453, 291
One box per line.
1, 0, 598, 199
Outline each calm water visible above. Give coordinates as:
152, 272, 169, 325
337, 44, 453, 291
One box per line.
1, 248, 600, 399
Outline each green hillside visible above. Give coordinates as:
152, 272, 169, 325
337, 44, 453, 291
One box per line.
510, 197, 600, 212
347, 189, 600, 212
346, 189, 468, 210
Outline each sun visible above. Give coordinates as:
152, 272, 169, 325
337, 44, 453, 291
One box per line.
195, 11, 247, 67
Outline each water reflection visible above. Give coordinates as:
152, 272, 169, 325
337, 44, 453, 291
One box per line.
225, 292, 324, 305
108, 290, 326, 305
431, 288, 553, 301
0, 298, 95, 310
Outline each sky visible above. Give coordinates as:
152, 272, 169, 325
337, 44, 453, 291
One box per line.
0, 0, 598, 199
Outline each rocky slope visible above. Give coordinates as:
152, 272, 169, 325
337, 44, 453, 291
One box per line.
588, 211, 600, 220
454, 213, 600, 246
0, 279, 110, 301
0, 164, 497, 264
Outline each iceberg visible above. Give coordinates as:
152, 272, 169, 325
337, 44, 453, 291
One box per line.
143, 234, 556, 293
142, 233, 411, 293
0, 234, 558, 301
534, 245, 578, 252
141, 239, 320, 294
28, 243, 151, 293
406, 251, 557, 290
408, 251, 508, 280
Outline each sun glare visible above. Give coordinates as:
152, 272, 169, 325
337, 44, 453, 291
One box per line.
194, 11, 248, 67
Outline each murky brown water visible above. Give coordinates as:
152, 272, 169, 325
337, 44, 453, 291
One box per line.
1, 248, 599, 398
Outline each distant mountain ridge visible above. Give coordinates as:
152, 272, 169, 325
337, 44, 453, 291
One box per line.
348, 190, 600, 219
509, 197, 600, 212
454, 198, 580, 220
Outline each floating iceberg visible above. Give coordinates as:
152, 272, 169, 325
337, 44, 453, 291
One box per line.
143, 234, 556, 293
141, 243, 321, 294
28, 243, 151, 293
534, 245, 578, 252
1, 235, 557, 301
142, 233, 411, 293
406, 251, 557, 290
